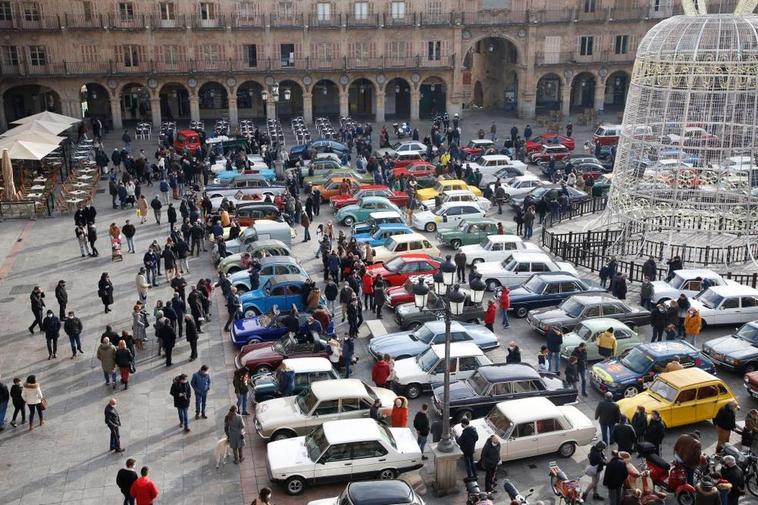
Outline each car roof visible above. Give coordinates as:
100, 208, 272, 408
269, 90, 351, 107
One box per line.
322, 418, 387, 444
495, 397, 561, 422
486, 235, 524, 243
577, 318, 633, 331
311, 378, 370, 400
430, 342, 483, 358
640, 340, 698, 357
392, 253, 436, 262
419, 321, 465, 333
544, 144, 567, 149
281, 357, 334, 373
479, 154, 509, 160
508, 251, 554, 261
669, 269, 722, 278
567, 294, 624, 304
471, 139, 495, 145
658, 368, 720, 388
347, 480, 415, 505
461, 218, 497, 225
362, 196, 394, 204
441, 189, 478, 197
703, 285, 758, 296
388, 233, 429, 243
269, 274, 309, 285
376, 224, 411, 231
252, 239, 290, 249
478, 363, 540, 382
439, 179, 468, 186
512, 174, 541, 181
177, 129, 199, 136
358, 184, 390, 190
253, 220, 290, 231
369, 211, 403, 219
259, 255, 299, 266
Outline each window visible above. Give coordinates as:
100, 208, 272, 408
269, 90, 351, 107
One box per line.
388, 41, 408, 60
583, 306, 601, 317
458, 357, 479, 372
615, 35, 629, 55
354, 1, 368, 19
426, 0, 443, 14
23, 2, 40, 21
280, 43, 295, 67
423, 240, 432, 248
531, 263, 548, 272
391, 1, 405, 19
278, 1, 294, 18
159, 2, 175, 20
313, 400, 339, 415
270, 286, 286, 296
742, 297, 758, 308
161, 45, 180, 64
118, 2, 134, 20
2, 46, 19, 65
395, 243, 408, 252
316, 2, 331, 21
653, 0, 661, 10
603, 304, 625, 315
512, 380, 537, 393
199, 44, 220, 62
351, 441, 387, 459
427, 41, 441, 61
81, 44, 98, 63
579, 36, 594, 56
537, 418, 561, 433
492, 382, 511, 395
722, 298, 739, 309
294, 374, 311, 388
286, 285, 302, 295
28, 46, 46, 66
675, 388, 697, 403
560, 282, 580, 293
0, 2, 11, 21
200, 2, 215, 20
82, 1, 93, 21
340, 398, 370, 412
410, 241, 423, 251
321, 443, 351, 462
545, 283, 560, 294
512, 422, 535, 438
583, 0, 596, 12
697, 385, 719, 400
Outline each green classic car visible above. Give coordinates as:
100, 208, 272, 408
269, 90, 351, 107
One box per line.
591, 174, 613, 197
303, 169, 372, 186
435, 218, 503, 249
335, 196, 403, 226
559, 318, 641, 362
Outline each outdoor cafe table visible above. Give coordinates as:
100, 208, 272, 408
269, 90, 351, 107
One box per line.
33, 177, 47, 183
30, 185, 46, 191
76, 175, 93, 181
68, 190, 88, 197
71, 182, 89, 188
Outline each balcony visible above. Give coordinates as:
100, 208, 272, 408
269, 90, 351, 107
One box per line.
65, 61, 112, 74
149, 14, 189, 30
0, 14, 61, 30
193, 15, 226, 29
383, 13, 416, 27
462, 9, 528, 25
63, 13, 105, 29
231, 14, 265, 29
153, 60, 195, 73
308, 13, 342, 28
267, 57, 308, 71
535, 50, 635, 66
111, 61, 149, 74
346, 13, 379, 27
529, 9, 573, 23
419, 12, 451, 26
107, 14, 148, 30
573, 8, 609, 22
609, 8, 646, 21
534, 51, 573, 66
270, 14, 304, 28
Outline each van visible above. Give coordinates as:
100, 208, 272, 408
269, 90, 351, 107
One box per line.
372, 232, 441, 263
174, 129, 203, 153
592, 125, 621, 146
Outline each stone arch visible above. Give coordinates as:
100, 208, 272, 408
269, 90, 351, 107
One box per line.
419, 76, 447, 119
570, 71, 597, 112
277, 80, 304, 119
462, 34, 521, 113
236, 80, 266, 120
604, 70, 630, 111
463, 33, 523, 69
119, 82, 151, 122
80, 82, 111, 123
3, 84, 62, 124
348, 78, 376, 120
385, 77, 412, 119
198, 81, 228, 119
159, 82, 190, 121
536, 72, 563, 114
312, 79, 340, 118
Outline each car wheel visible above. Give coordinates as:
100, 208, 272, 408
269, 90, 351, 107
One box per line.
377, 468, 397, 480
285, 476, 306, 496
227, 266, 241, 274
451, 239, 462, 250
425, 222, 437, 233
272, 429, 296, 442
244, 307, 260, 319
405, 383, 422, 399
622, 385, 640, 398
558, 442, 576, 458
234, 285, 248, 294
515, 306, 529, 318
676, 491, 695, 505
255, 364, 273, 375
342, 216, 355, 226
455, 410, 473, 424
472, 258, 484, 265
486, 279, 501, 292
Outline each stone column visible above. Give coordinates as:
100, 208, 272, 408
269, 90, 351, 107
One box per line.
110, 97, 123, 130
594, 79, 605, 112
561, 84, 571, 117
266, 98, 276, 121
303, 90, 313, 123
339, 87, 349, 118
189, 95, 200, 122
410, 87, 420, 121
150, 97, 161, 127
375, 90, 385, 123
432, 443, 463, 497
0, 95, 6, 131
228, 95, 239, 129
446, 101, 462, 117
519, 91, 536, 118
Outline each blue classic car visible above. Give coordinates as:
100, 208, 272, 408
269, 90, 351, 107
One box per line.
368, 320, 499, 360
230, 312, 335, 346
288, 139, 349, 166
214, 167, 276, 183
353, 224, 415, 248
508, 272, 605, 318
240, 274, 314, 318
227, 256, 310, 293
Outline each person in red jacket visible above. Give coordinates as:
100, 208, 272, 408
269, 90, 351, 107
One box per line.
372, 354, 392, 387
483, 300, 497, 332
362, 271, 375, 311
130, 466, 159, 505
391, 396, 409, 427
499, 287, 510, 328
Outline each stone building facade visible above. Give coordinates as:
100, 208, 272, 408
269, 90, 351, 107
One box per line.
0, 0, 725, 130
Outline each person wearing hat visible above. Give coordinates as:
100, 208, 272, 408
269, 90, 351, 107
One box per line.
695, 476, 721, 505
721, 455, 744, 505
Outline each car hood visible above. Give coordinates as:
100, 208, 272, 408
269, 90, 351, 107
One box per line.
560, 331, 584, 352
393, 357, 425, 382
434, 380, 478, 403
252, 372, 279, 390
508, 286, 539, 301
240, 345, 279, 365
458, 244, 485, 255
414, 210, 435, 221
415, 188, 438, 200
233, 316, 265, 334
389, 427, 423, 455
705, 336, 758, 358
372, 246, 392, 260
591, 358, 639, 384
651, 280, 676, 295
255, 396, 303, 428
530, 307, 571, 324
617, 393, 667, 415
225, 238, 242, 250
228, 270, 250, 284
473, 260, 504, 275
239, 289, 265, 304
369, 333, 427, 358
452, 418, 493, 453
366, 264, 392, 276
336, 204, 361, 215
266, 437, 312, 474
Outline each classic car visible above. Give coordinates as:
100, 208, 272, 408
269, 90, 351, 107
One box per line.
351, 211, 407, 236
479, 165, 529, 188
391, 161, 436, 179
617, 368, 737, 428
227, 256, 308, 293
391, 343, 493, 399
376, 140, 435, 158
459, 235, 534, 266
216, 240, 293, 274
306, 480, 425, 505
288, 139, 349, 166
353, 224, 416, 248
266, 419, 423, 495
251, 357, 340, 402
462, 139, 497, 158
254, 378, 396, 440
230, 312, 333, 347
674, 285, 758, 326
240, 274, 315, 317
744, 370, 758, 398
213, 166, 276, 184
411, 202, 485, 233
526, 133, 576, 153
590, 341, 716, 399
510, 185, 590, 209
508, 273, 605, 318
330, 185, 408, 210
298, 157, 344, 177
591, 173, 613, 197
371, 234, 441, 264
312, 176, 363, 201
451, 397, 595, 461
415, 179, 483, 202
368, 320, 498, 360
420, 189, 491, 212
650, 269, 738, 303
529, 144, 571, 163
527, 294, 651, 335
336, 197, 403, 226
304, 169, 371, 187
476, 251, 579, 292
559, 319, 642, 362
436, 218, 502, 250
702, 320, 758, 372
393, 293, 485, 330
223, 220, 294, 254
386, 275, 435, 308
228, 203, 282, 228
465, 154, 528, 178
433, 364, 578, 422
366, 254, 440, 287
485, 174, 546, 203
205, 175, 287, 200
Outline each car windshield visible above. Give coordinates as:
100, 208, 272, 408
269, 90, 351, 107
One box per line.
433, 206, 447, 216
371, 229, 385, 239
304, 425, 330, 462
503, 258, 519, 271
384, 257, 404, 272
457, 221, 468, 230
523, 276, 548, 294
560, 298, 585, 318
530, 187, 549, 199
485, 408, 513, 438
620, 348, 654, 374
648, 379, 678, 402
466, 372, 491, 396
575, 324, 593, 341
417, 347, 440, 372
391, 143, 403, 150
737, 323, 758, 344
378, 422, 398, 449
412, 326, 436, 344
272, 335, 295, 354
667, 274, 686, 289
295, 388, 318, 414
696, 290, 723, 309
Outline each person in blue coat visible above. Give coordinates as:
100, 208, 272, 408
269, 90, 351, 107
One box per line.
278, 366, 295, 397
190, 365, 211, 419
341, 334, 355, 378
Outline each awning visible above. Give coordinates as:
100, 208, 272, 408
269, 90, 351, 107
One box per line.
11, 110, 81, 126
1, 120, 71, 136
0, 130, 65, 146
0, 137, 61, 160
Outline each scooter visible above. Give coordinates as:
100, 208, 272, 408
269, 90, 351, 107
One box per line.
720, 443, 758, 496
549, 461, 583, 504
502, 479, 534, 505
637, 442, 695, 505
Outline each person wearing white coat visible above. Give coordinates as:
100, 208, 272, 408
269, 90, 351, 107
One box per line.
21, 375, 44, 431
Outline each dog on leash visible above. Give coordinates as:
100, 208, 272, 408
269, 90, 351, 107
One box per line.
214, 437, 230, 468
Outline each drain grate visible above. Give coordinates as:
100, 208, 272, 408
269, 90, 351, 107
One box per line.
9, 284, 36, 295
0, 297, 15, 303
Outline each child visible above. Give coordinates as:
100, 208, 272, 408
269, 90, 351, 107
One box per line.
537, 345, 549, 373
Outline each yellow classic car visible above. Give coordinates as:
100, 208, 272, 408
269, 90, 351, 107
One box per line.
617, 368, 737, 428
415, 179, 483, 202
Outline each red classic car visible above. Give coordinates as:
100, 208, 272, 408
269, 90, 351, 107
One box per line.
462, 139, 496, 158
529, 144, 571, 163
330, 185, 409, 210
745, 370, 758, 399
234, 335, 330, 374
391, 152, 425, 169
391, 161, 436, 179
386, 274, 435, 308
526, 133, 576, 153
367, 254, 440, 288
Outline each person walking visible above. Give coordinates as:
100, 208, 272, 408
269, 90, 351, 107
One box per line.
413, 403, 430, 460
342, 334, 355, 378
612, 416, 636, 453
190, 365, 211, 419
454, 250, 466, 283
63, 311, 84, 358
595, 392, 621, 446
631, 406, 648, 447
714, 401, 738, 452
582, 441, 607, 501
225, 405, 246, 464
483, 300, 496, 332
650, 303, 667, 342
684, 307, 703, 346
116, 458, 139, 505
98, 272, 114, 313
130, 467, 159, 505
41, 309, 60, 360
55, 280, 67, 321
98, 337, 118, 388
21, 375, 44, 431
456, 417, 479, 479
122, 219, 136, 253
373, 280, 387, 318
571, 342, 588, 397
137, 195, 149, 224
105, 398, 124, 452
157, 317, 176, 366
115, 341, 134, 390
390, 396, 409, 427
0, 376, 8, 431
9, 377, 25, 428
87, 222, 100, 256
150, 196, 162, 224
170, 374, 192, 433
301, 211, 311, 242
603, 450, 629, 505
185, 314, 199, 361
28, 285, 45, 334
233, 369, 250, 415
481, 435, 501, 493
135, 268, 149, 304
499, 287, 510, 328
372, 354, 392, 388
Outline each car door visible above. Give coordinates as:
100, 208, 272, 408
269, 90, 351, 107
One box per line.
314, 443, 354, 482
671, 388, 698, 426
503, 421, 538, 461
307, 399, 341, 430
456, 356, 481, 381
714, 297, 740, 325
740, 296, 758, 323
284, 284, 304, 309
349, 440, 391, 478
429, 357, 455, 384
695, 384, 721, 421
266, 284, 289, 312
536, 417, 570, 455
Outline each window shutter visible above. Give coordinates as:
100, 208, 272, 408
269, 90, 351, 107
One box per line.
544, 36, 560, 64
114, 45, 123, 62
369, 42, 376, 59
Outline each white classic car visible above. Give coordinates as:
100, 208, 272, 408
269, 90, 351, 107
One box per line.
459, 235, 540, 266
650, 268, 738, 304
485, 174, 547, 202
411, 202, 485, 233
674, 285, 758, 326
267, 418, 423, 495
254, 379, 396, 440
452, 397, 596, 461
420, 189, 492, 212
476, 251, 579, 292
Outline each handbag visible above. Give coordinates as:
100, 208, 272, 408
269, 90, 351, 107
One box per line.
40, 398, 48, 411
129, 361, 136, 373
584, 464, 597, 477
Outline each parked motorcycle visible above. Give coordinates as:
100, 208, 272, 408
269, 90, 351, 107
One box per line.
637, 442, 695, 505
720, 443, 758, 496
549, 461, 583, 504
393, 122, 412, 138
465, 478, 493, 505
502, 479, 534, 505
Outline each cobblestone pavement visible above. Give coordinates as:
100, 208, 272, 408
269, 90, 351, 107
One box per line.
0, 110, 754, 505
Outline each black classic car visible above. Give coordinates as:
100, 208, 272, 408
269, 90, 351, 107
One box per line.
527, 294, 651, 335
431, 363, 577, 422
393, 292, 485, 330
508, 273, 604, 318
